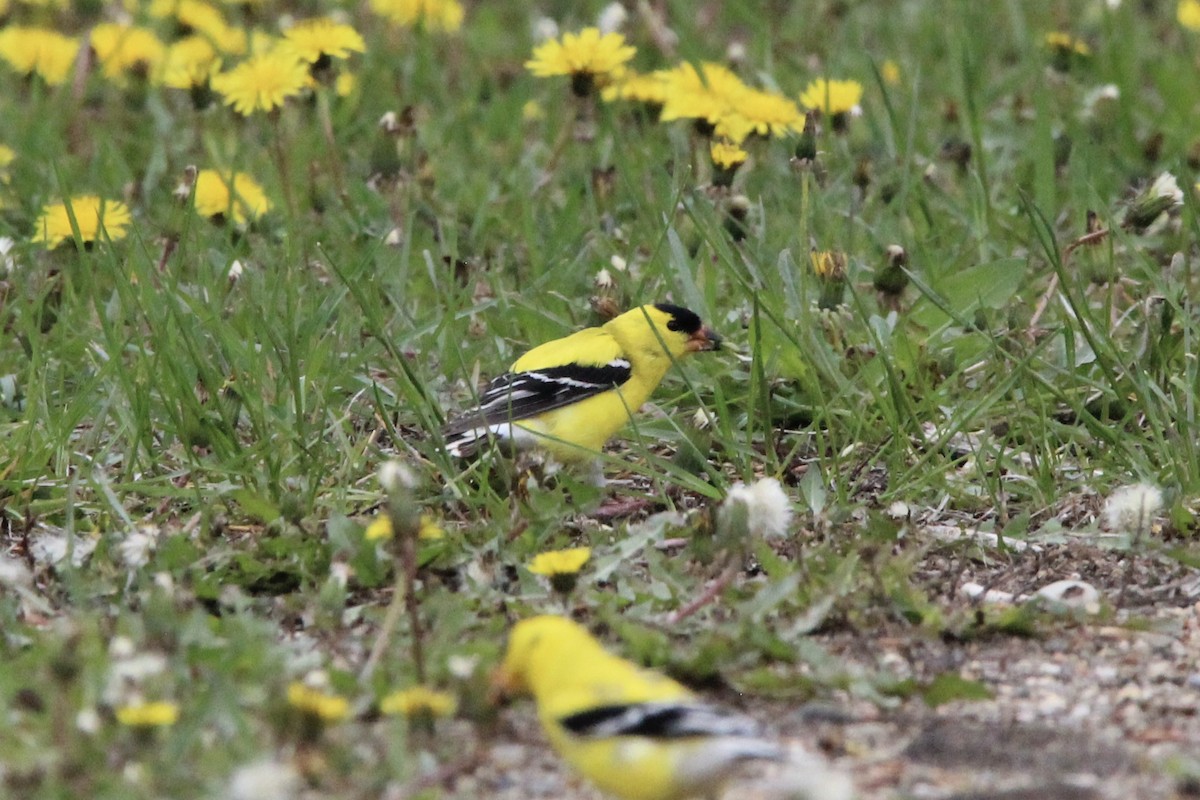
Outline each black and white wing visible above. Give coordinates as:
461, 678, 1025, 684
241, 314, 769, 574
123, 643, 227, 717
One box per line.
559, 701, 766, 740
443, 360, 632, 457
558, 700, 785, 769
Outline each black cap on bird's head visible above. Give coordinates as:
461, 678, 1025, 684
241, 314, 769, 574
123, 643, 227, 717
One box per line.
654, 303, 722, 352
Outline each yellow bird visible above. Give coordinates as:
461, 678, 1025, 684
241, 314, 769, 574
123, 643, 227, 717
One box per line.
443, 304, 721, 462
494, 615, 783, 800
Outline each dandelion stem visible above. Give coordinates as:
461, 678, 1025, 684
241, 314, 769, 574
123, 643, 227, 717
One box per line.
399, 514, 427, 684
315, 87, 348, 205
361, 573, 405, 682
667, 560, 738, 624
361, 486, 426, 683
1117, 496, 1149, 608
269, 113, 298, 231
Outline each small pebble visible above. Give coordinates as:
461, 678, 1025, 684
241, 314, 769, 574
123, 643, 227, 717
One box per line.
1035, 580, 1101, 612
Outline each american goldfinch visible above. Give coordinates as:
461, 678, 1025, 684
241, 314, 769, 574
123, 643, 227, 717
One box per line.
493, 615, 783, 800
444, 304, 721, 461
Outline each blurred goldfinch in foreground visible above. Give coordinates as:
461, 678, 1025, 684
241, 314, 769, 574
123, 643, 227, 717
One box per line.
444, 304, 720, 461
494, 615, 783, 800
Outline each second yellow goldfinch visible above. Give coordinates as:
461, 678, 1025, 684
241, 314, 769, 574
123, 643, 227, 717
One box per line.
443, 304, 720, 462
494, 615, 783, 800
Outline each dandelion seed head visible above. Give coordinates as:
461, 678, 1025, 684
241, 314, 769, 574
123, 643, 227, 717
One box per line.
1103, 482, 1162, 533
722, 477, 794, 539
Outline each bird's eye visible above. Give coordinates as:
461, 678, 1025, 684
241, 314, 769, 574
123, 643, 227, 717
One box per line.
666, 318, 683, 332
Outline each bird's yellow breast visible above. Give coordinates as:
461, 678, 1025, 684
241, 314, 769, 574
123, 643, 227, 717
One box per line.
544, 730, 684, 800
515, 371, 662, 461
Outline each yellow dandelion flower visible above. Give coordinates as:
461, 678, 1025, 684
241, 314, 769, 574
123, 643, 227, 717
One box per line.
32, 195, 132, 249
380, 685, 457, 717
526, 27, 635, 96
364, 515, 392, 541
368, 0, 464, 32
160, 35, 220, 89
714, 87, 802, 143
810, 249, 848, 280
91, 23, 166, 82
148, 0, 237, 51
811, 249, 849, 310
188, 169, 270, 225
881, 59, 901, 86
1181, 0, 1200, 30
1044, 31, 1090, 56
286, 682, 350, 722
601, 69, 669, 105
116, 701, 180, 727
418, 514, 445, 539
190, 19, 248, 56
710, 138, 748, 187
659, 62, 748, 134
211, 50, 309, 115
528, 546, 591, 594
0, 26, 80, 86
281, 18, 365, 67
363, 513, 444, 541
799, 78, 863, 116
527, 547, 591, 576
710, 140, 748, 170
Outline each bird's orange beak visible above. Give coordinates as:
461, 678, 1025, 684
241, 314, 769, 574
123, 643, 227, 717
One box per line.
687, 326, 722, 352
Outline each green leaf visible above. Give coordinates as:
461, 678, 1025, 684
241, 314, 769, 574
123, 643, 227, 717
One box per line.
921, 673, 994, 707
910, 257, 1026, 331
228, 488, 282, 524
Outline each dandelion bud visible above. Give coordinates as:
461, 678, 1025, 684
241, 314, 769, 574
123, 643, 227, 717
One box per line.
379, 107, 415, 137
810, 249, 848, 310
174, 165, 198, 203
939, 138, 972, 172
1082, 84, 1120, 129
874, 244, 909, 299
710, 140, 748, 188
591, 294, 621, 320
1045, 32, 1090, 72
1142, 131, 1164, 164
1123, 171, 1183, 233
724, 195, 751, 242
1071, 211, 1115, 285
591, 166, 617, 204
852, 156, 871, 191
793, 111, 819, 164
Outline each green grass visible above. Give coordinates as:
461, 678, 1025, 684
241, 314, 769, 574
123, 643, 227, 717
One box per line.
1, 0, 1198, 796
